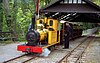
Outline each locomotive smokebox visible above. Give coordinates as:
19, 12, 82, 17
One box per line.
26, 30, 40, 46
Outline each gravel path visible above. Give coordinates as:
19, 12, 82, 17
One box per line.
0, 42, 24, 63
79, 37, 100, 63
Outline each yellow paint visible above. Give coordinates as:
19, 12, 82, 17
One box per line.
47, 19, 58, 30
36, 18, 60, 47
42, 42, 59, 49
38, 30, 47, 41
36, 19, 44, 24
48, 31, 57, 45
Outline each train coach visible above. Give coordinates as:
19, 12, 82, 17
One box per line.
17, 18, 83, 54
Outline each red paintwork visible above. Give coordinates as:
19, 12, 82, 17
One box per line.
17, 45, 42, 53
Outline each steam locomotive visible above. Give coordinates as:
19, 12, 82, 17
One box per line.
17, 18, 83, 53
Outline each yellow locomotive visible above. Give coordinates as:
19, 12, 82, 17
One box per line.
36, 18, 60, 45
17, 18, 83, 53
17, 18, 60, 53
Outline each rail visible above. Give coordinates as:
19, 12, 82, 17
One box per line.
58, 36, 95, 63
3, 54, 38, 63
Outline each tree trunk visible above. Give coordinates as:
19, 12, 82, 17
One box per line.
3, 0, 11, 30
11, 0, 18, 39
3, 0, 17, 40
0, 0, 3, 31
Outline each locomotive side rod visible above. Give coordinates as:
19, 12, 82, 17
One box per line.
57, 36, 95, 63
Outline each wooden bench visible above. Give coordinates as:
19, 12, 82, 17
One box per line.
0, 32, 16, 41
0, 38, 10, 41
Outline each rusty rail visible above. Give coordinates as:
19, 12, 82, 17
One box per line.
3, 54, 38, 63
58, 36, 95, 63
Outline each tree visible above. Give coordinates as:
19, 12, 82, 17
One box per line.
0, 0, 3, 31
2, 0, 18, 39
1, 0, 52, 41
93, 0, 100, 5
3, 0, 11, 31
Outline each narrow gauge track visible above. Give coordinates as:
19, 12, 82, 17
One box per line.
58, 36, 95, 63
3, 54, 38, 63
2, 36, 94, 63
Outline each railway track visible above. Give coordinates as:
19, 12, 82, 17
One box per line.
2, 36, 94, 63
58, 36, 95, 63
3, 53, 38, 63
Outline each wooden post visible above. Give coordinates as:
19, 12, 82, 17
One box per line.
36, 0, 40, 18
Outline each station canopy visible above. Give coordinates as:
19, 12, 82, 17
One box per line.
40, 0, 100, 23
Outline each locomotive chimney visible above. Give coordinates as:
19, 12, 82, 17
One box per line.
32, 15, 36, 29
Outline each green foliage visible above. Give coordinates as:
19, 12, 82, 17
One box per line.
93, 0, 100, 5
82, 22, 97, 30
6, 0, 52, 41
15, 0, 34, 41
